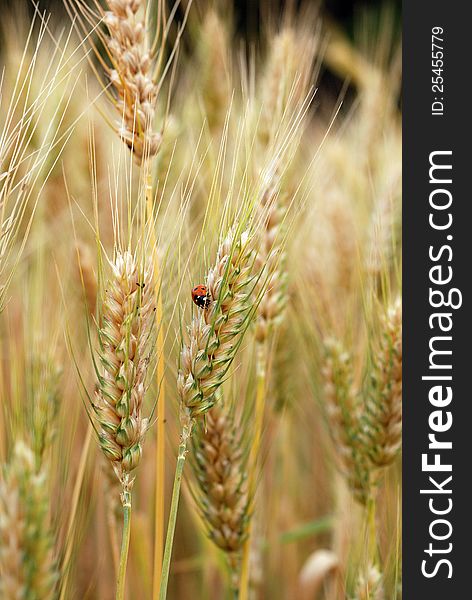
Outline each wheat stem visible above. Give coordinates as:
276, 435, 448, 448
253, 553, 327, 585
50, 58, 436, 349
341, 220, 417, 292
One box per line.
159, 424, 191, 600
108, 504, 120, 577
239, 341, 267, 600
59, 423, 93, 600
116, 487, 132, 600
366, 495, 378, 566
144, 177, 166, 600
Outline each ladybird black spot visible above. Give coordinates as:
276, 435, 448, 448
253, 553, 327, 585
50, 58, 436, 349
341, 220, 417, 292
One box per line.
193, 294, 211, 309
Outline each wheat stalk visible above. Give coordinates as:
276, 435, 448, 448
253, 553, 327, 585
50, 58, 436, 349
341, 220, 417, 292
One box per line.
71, 1, 173, 592
239, 178, 290, 600
239, 19, 317, 589
93, 4, 173, 591
102, 457, 123, 576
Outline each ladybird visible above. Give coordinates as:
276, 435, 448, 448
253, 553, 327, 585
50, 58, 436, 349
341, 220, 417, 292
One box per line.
191, 285, 211, 309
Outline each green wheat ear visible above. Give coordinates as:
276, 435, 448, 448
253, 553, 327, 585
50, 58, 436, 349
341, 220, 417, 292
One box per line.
94, 251, 155, 486
0, 441, 58, 600
178, 227, 256, 429
322, 338, 372, 505
362, 298, 402, 468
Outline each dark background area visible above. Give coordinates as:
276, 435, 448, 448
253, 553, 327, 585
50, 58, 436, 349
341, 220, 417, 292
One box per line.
0, 0, 401, 117
0, 0, 401, 39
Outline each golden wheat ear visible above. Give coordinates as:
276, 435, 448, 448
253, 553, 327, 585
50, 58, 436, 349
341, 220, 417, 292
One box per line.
101, 0, 161, 163
66, 0, 189, 164
191, 403, 250, 589
253, 177, 289, 344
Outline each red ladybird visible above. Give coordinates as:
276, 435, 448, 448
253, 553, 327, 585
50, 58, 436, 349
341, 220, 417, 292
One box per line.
191, 285, 211, 309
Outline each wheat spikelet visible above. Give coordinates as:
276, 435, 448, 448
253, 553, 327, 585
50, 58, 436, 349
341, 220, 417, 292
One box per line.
192, 404, 249, 582
93, 250, 155, 487
254, 178, 288, 343
353, 563, 384, 600
322, 339, 371, 504
363, 299, 402, 467
177, 228, 255, 428
102, 0, 161, 163
0, 441, 57, 600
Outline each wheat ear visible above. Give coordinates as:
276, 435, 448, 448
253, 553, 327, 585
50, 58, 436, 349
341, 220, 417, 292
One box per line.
258, 25, 317, 148
254, 179, 288, 344
191, 404, 249, 589
94, 2, 169, 592
160, 227, 255, 599
177, 228, 255, 429
197, 9, 231, 133
94, 250, 154, 483
102, 0, 161, 163
363, 299, 402, 467
0, 441, 58, 600
92, 250, 154, 599
322, 339, 371, 505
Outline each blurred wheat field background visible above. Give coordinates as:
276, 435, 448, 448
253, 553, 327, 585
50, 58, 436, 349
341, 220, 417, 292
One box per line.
0, 1, 401, 598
